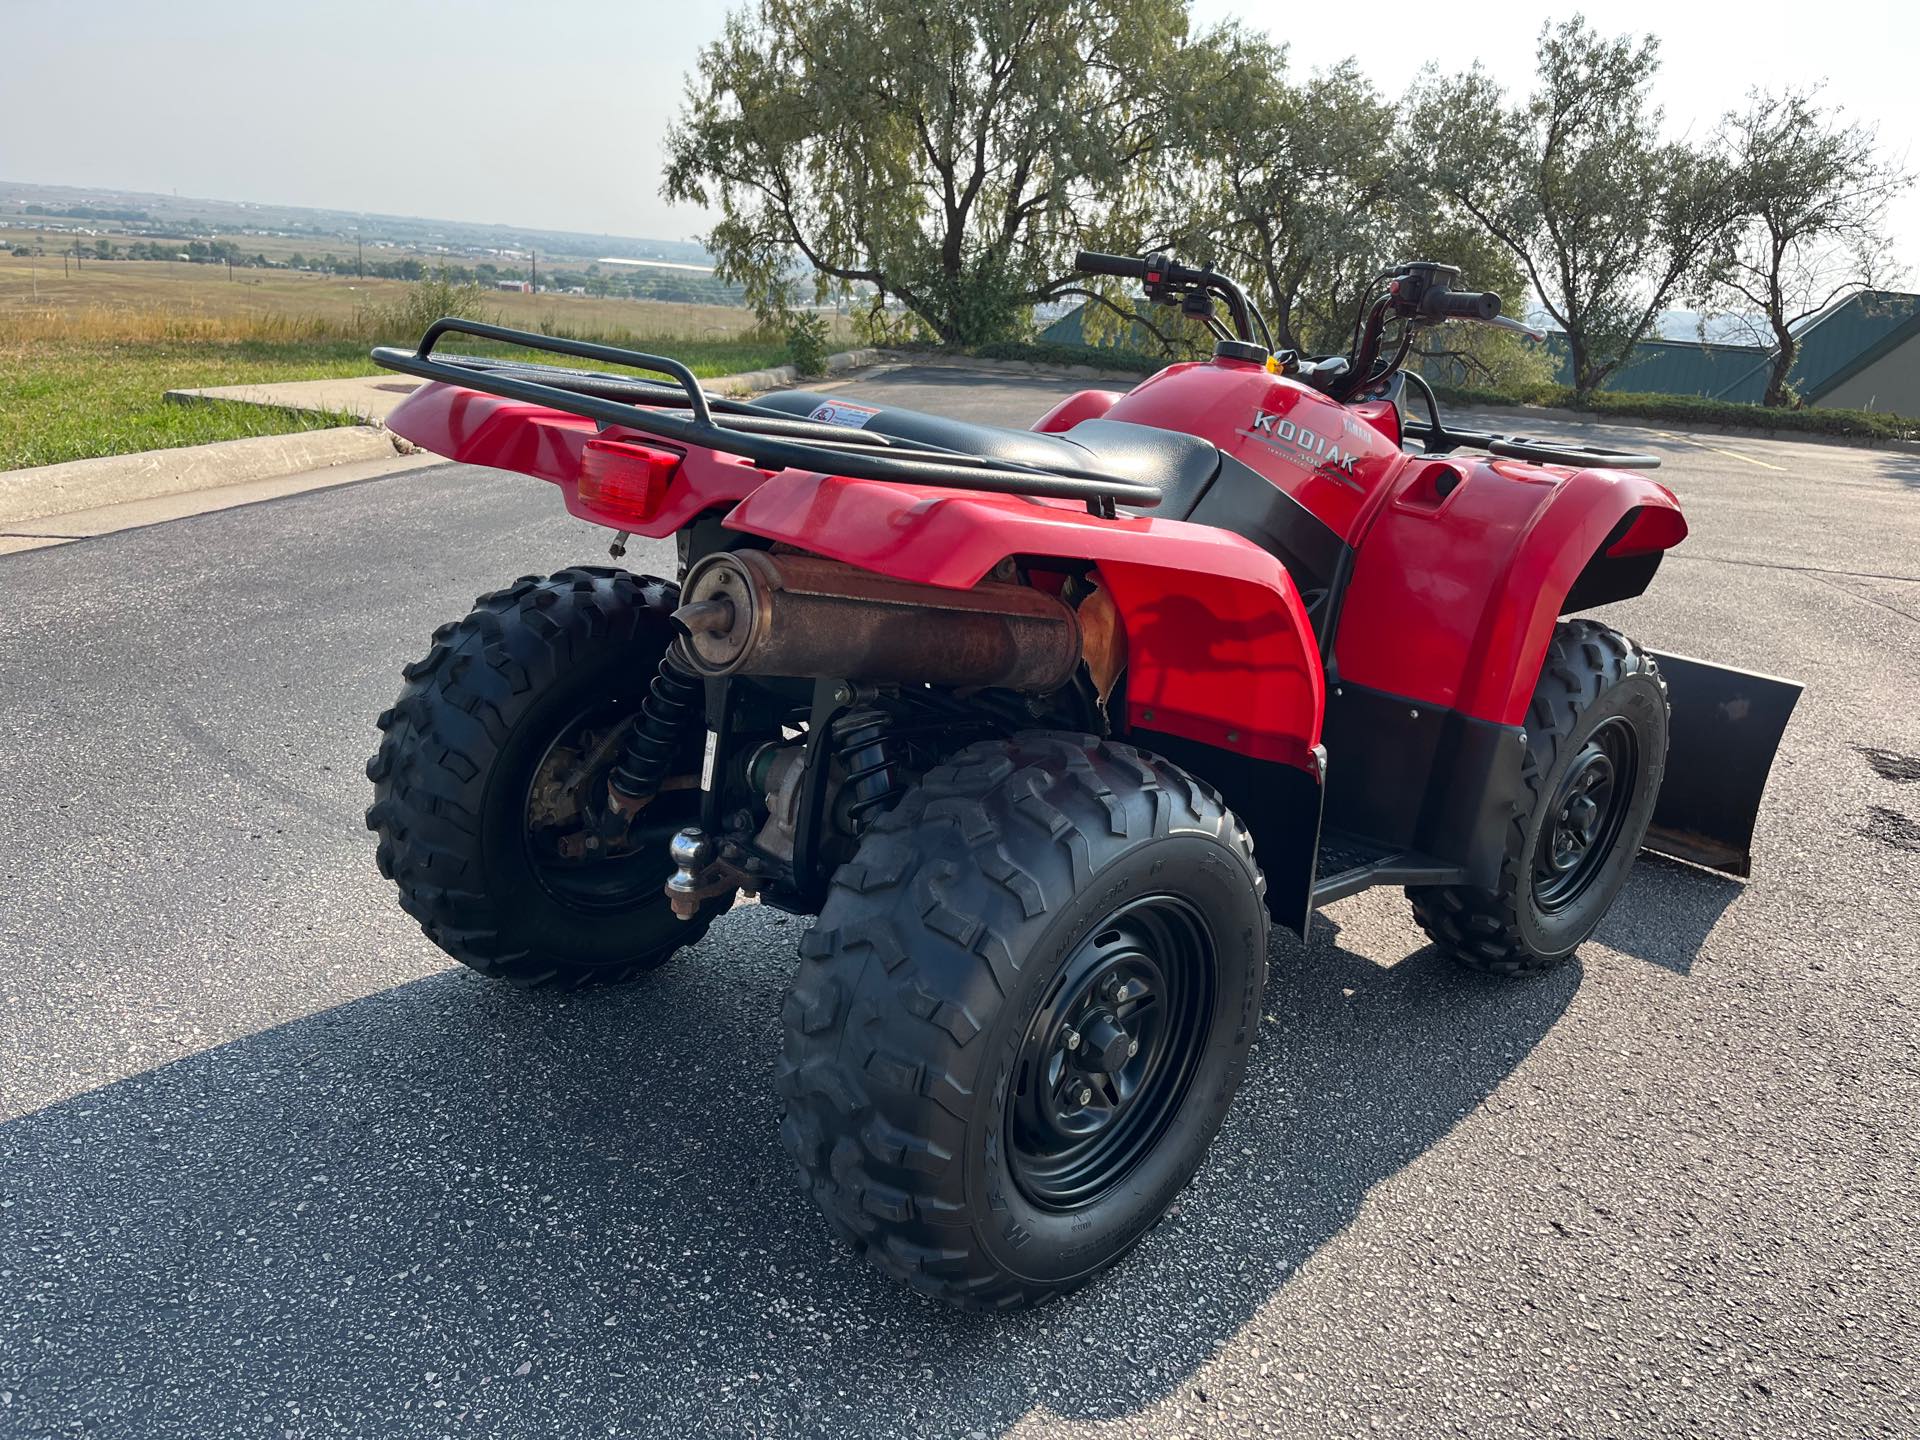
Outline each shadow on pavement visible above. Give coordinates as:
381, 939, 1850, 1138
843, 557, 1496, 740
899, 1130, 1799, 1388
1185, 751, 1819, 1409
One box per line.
2, 857, 1720, 1437
1877, 452, 1920, 491
1594, 852, 1743, 975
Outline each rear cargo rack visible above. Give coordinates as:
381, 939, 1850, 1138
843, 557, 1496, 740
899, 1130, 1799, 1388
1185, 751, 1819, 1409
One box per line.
371, 318, 1159, 515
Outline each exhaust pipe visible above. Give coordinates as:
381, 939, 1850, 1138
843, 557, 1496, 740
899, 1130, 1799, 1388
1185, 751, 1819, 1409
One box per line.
673, 550, 1082, 693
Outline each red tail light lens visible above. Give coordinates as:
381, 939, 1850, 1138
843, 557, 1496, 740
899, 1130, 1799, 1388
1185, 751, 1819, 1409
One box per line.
577, 439, 681, 525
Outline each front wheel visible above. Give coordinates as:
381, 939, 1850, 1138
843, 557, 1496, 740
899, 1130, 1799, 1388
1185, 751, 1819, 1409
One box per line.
1409, 619, 1669, 975
365, 567, 730, 987
777, 733, 1269, 1309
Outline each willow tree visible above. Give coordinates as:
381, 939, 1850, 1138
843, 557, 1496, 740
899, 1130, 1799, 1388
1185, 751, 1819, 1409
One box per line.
664, 0, 1192, 346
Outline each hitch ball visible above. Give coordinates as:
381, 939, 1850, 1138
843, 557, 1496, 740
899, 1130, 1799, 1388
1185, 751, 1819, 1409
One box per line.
665, 826, 716, 921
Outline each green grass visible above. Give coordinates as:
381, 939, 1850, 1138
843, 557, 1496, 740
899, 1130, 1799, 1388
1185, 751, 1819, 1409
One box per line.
0, 334, 793, 472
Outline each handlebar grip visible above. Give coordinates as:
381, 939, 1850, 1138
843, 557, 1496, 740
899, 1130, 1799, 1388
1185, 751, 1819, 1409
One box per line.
1074, 250, 1152, 281
1428, 289, 1502, 322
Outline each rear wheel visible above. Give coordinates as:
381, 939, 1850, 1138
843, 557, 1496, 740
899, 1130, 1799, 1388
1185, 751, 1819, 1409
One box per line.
776, 732, 1268, 1309
1409, 619, 1668, 975
365, 568, 729, 987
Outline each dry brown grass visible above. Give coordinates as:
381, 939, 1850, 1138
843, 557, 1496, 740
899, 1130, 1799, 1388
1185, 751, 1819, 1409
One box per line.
0, 253, 841, 348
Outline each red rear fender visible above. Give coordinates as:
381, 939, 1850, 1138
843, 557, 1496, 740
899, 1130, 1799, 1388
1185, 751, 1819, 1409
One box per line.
724, 473, 1325, 769
385, 381, 771, 535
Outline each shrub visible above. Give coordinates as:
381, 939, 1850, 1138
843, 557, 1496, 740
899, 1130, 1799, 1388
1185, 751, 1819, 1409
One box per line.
357, 275, 493, 345
784, 312, 831, 377
1425, 381, 1915, 442
1580, 391, 1915, 439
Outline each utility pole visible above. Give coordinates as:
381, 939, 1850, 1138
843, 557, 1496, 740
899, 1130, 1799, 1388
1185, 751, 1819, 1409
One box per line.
530, 248, 537, 295
356, 232, 364, 278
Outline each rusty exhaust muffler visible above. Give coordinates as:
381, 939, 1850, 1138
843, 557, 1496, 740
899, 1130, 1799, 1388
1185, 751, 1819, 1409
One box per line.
672, 551, 1081, 692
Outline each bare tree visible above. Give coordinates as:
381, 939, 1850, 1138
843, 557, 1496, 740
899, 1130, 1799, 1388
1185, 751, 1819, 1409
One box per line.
1708, 88, 1914, 406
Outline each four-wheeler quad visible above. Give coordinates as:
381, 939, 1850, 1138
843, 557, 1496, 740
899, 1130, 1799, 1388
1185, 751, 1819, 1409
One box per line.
364, 251, 1800, 1308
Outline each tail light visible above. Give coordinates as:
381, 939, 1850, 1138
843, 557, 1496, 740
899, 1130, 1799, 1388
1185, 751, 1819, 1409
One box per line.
577, 438, 682, 525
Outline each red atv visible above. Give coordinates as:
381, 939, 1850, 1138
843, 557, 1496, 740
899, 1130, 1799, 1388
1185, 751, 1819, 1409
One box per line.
366, 253, 1798, 1308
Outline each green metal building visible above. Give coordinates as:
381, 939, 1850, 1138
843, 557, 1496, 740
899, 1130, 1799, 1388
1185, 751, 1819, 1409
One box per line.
1546, 290, 1920, 412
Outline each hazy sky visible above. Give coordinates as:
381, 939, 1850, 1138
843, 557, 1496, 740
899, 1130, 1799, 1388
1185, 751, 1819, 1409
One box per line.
4, 0, 1916, 269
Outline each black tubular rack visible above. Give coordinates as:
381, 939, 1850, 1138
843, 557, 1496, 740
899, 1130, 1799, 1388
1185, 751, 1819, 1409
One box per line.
370, 318, 1161, 515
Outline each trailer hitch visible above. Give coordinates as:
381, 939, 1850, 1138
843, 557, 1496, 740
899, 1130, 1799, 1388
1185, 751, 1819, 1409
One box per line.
664, 827, 760, 920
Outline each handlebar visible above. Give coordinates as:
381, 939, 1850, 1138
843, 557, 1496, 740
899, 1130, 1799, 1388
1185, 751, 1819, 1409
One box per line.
1073, 251, 1518, 383
1074, 250, 1152, 281
1074, 250, 1263, 349
1424, 289, 1501, 322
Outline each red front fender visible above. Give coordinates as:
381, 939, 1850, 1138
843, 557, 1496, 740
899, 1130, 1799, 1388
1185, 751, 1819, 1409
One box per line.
724, 473, 1326, 770
1335, 458, 1688, 725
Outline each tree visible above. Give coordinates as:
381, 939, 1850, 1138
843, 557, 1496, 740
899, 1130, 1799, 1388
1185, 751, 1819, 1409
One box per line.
1409, 18, 1737, 398
664, 0, 1194, 345
1166, 31, 1400, 354
1707, 87, 1914, 406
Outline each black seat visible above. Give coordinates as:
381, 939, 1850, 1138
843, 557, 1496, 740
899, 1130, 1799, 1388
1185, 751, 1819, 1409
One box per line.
753, 391, 1221, 518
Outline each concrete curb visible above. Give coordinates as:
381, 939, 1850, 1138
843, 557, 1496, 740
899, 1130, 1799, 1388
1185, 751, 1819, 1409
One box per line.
862, 351, 1142, 384
0, 450, 442, 557
0, 426, 411, 527
706, 347, 887, 395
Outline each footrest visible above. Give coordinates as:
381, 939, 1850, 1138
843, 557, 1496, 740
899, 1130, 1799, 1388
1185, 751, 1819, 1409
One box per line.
1312, 830, 1465, 906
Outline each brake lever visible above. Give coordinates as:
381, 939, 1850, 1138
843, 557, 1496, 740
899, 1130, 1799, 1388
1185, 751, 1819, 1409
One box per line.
1481, 313, 1547, 342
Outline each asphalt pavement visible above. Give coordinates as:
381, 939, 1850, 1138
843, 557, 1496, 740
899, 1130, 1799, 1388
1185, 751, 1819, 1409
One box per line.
2, 366, 1917, 1438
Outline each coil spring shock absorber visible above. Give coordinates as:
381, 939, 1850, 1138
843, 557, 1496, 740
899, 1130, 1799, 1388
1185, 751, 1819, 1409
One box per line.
607, 646, 703, 818
833, 708, 910, 830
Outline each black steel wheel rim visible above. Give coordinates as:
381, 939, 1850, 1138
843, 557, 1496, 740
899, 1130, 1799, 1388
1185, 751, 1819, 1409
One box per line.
521, 700, 690, 911
1007, 895, 1218, 1211
1533, 715, 1640, 913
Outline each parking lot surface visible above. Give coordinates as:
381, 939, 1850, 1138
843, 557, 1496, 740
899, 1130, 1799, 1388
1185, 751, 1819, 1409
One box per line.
3, 366, 1917, 1437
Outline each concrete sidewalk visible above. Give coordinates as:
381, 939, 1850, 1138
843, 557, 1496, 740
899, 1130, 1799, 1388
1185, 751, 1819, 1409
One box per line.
164, 375, 425, 425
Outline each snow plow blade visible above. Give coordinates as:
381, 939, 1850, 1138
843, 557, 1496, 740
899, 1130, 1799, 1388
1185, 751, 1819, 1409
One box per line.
1643, 651, 1802, 878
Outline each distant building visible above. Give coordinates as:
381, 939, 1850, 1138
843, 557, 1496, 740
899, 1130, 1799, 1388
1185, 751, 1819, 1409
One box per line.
494, 279, 532, 293
1544, 289, 1920, 414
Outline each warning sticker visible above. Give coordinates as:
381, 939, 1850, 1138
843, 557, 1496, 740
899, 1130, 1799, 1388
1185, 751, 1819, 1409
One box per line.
806, 400, 882, 429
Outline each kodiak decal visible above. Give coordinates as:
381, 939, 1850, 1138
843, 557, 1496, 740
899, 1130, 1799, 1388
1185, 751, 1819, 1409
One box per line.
1240, 409, 1362, 487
